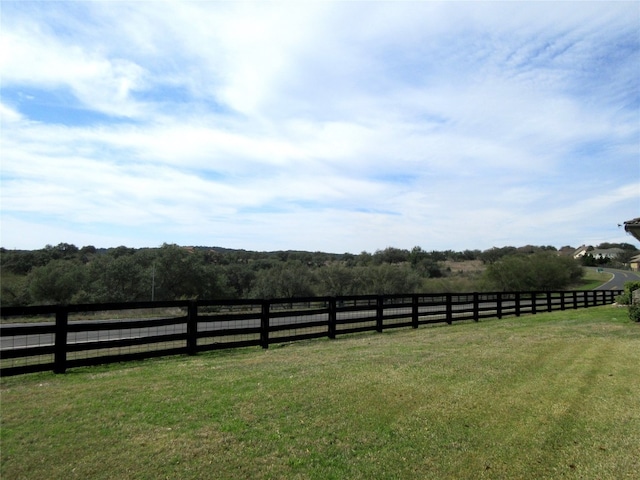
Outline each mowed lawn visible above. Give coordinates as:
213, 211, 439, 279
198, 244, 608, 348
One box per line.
2, 306, 639, 479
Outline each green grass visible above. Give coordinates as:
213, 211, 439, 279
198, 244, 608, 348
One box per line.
574, 269, 613, 290
2, 306, 639, 479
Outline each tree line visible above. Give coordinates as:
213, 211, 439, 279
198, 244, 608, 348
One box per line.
0, 242, 632, 307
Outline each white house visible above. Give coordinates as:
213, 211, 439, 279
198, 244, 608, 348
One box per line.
573, 246, 623, 260
572, 246, 589, 259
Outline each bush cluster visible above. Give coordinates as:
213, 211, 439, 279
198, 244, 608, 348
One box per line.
484, 252, 583, 291
614, 281, 640, 322
616, 281, 640, 305
1, 243, 587, 306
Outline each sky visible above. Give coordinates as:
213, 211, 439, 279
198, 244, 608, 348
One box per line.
1, 1, 639, 254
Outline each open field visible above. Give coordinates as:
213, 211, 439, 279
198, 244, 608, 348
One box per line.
1, 306, 639, 479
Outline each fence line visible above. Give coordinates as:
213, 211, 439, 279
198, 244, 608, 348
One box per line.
0, 290, 622, 376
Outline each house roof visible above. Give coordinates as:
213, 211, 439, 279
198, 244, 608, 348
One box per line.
624, 217, 640, 242
572, 245, 589, 257
590, 248, 624, 258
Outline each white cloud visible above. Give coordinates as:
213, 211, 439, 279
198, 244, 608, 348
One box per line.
0, 102, 23, 123
1, 2, 638, 252
1, 22, 146, 118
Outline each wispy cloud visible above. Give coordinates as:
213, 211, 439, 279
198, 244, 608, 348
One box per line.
1, 2, 638, 252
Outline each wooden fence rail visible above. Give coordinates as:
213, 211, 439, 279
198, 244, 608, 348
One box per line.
0, 290, 622, 376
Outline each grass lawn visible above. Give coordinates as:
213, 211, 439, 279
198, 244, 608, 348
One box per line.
575, 269, 614, 290
1, 306, 639, 479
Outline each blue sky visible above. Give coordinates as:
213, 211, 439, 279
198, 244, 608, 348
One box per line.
1, 1, 638, 253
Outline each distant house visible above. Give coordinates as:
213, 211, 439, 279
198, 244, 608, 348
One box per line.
589, 248, 624, 260
624, 218, 640, 242
573, 245, 623, 261
572, 245, 589, 259
629, 253, 640, 272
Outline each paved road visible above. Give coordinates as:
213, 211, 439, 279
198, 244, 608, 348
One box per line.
590, 267, 640, 291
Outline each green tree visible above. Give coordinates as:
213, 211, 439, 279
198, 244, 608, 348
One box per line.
200, 264, 234, 300
316, 263, 362, 296
79, 245, 97, 255
615, 249, 638, 265
152, 244, 207, 300
479, 246, 517, 264
484, 252, 583, 291
357, 251, 373, 266
409, 246, 428, 266
88, 254, 148, 302
43, 243, 80, 261
359, 264, 422, 295
0, 270, 31, 306
223, 263, 256, 298
79, 245, 98, 264
412, 258, 443, 278
581, 254, 597, 266
1, 249, 31, 275
250, 261, 316, 298
461, 249, 481, 261
373, 247, 410, 265
109, 245, 136, 258
28, 259, 86, 304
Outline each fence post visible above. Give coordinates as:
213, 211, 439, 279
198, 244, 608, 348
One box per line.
54, 305, 68, 374
328, 297, 337, 339
473, 292, 479, 322
260, 300, 270, 349
515, 292, 521, 317
531, 292, 537, 315
560, 291, 566, 311
412, 295, 419, 328
583, 291, 588, 308
547, 291, 552, 312
496, 292, 502, 319
446, 293, 452, 325
376, 296, 384, 333
573, 291, 578, 309
186, 301, 198, 355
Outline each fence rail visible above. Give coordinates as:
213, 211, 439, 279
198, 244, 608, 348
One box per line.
0, 290, 622, 376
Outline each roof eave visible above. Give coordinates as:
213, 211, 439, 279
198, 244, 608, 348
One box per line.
624, 218, 640, 242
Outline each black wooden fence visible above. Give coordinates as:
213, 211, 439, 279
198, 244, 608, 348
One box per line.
0, 289, 622, 376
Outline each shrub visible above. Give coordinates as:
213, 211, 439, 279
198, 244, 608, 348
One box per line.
629, 305, 640, 322
616, 281, 640, 305
484, 252, 583, 291
28, 259, 86, 304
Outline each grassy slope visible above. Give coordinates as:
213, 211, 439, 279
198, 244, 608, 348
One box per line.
574, 268, 614, 290
2, 306, 639, 479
